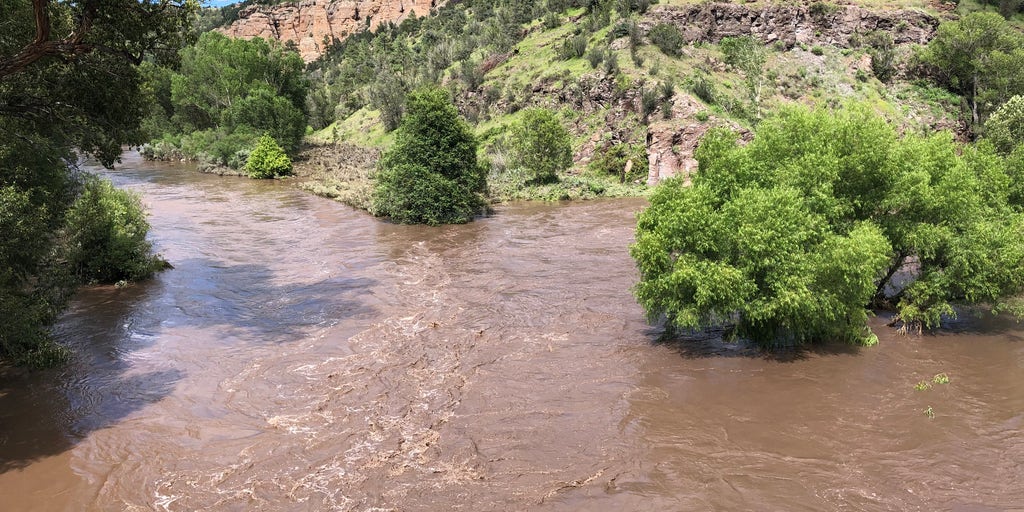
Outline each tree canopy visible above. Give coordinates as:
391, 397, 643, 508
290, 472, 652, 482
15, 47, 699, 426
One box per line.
508, 108, 574, 184
371, 87, 486, 225
141, 31, 308, 170
632, 104, 1024, 346
920, 12, 1024, 127
1, 0, 190, 365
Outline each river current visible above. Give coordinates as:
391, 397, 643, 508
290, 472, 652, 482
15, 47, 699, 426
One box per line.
1, 152, 1022, 511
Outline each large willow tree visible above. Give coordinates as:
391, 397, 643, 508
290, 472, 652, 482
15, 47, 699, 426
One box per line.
632, 104, 1024, 347
1, 0, 193, 365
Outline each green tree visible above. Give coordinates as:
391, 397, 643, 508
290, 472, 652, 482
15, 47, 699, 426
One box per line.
632, 104, 1024, 347
720, 36, 768, 119
920, 12, 1024, 127
372, 87, 486, 225
508, 108, 574, 183
866, 31, 896, 82
1, 0, 193, 365
246, 134, 293, 179
65, 178, 167, 284
144, 31, 308, 164
984, 95, 1024, 155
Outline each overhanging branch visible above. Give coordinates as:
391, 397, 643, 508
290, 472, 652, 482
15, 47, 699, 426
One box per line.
0, 0, 99, 80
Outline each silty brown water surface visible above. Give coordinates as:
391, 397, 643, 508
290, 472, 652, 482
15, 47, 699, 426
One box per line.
0, 152, 1022, 511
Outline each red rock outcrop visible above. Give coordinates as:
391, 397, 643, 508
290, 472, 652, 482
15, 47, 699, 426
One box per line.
220, 0, 446, 62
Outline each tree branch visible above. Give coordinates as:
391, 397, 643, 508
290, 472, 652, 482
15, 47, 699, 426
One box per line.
0, 0, 100, 80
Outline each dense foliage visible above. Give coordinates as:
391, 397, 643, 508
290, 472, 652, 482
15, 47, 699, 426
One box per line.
372, 87, 486, 225
65, 178, 167, 284
920, 12, 1024, 127
246, 134, 293, 179
632, 104, 1024, 346
984, 95, 1024, 155
142, 31, 308, 169
1, 0, 191, 365
648, 23, 684, 57
508, 108, 574, 183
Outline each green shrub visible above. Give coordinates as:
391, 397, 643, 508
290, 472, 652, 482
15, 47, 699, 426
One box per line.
688, 71, 717, 104
372, 87, 486, 225
865, 31, 896, 82
246, 134, 293, 179
586, 46, 607, 68
648, 23, 684, 57
509, 108, 574, 183
589, 143, 647, 183
559, 34, 589, 60
65, 177, 167, 284
984, 95, 1024, 155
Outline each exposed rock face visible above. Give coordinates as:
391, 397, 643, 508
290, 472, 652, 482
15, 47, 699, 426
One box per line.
646, 95, 751, 187
643, 2, 940, 48
220, 0, 446, 62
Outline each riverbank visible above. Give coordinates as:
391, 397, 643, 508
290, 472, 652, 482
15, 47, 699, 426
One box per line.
289, 141, 652, 212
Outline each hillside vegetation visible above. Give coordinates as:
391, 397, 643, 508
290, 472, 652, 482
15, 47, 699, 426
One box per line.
278, 0, 1016, 206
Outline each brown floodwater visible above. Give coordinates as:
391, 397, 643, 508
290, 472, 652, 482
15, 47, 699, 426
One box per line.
1, 152, 1022, 511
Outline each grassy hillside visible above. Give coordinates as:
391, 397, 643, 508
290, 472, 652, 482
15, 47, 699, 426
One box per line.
285, 0, 1018, 208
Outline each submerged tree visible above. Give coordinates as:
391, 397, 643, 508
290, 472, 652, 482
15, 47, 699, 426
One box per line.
632, 104, 1024, 347
371, 87, 486, 225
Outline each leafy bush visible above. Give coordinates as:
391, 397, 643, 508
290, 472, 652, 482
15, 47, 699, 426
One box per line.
984, 95, 1024, 155
589, 142, 647, 183
688, 71, 717, 104
865, 31, 896, 82
508, 108, 574, 183
648, 23, 684, 57
65, 178, 167, 284
559, 34, 589, 60
641, 87, 660, 121
372, 87, 486, 225
632, 104, 1024, 346
246, 134, 293, 179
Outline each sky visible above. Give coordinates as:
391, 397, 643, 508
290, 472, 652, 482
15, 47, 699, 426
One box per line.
204, 0, 237, 7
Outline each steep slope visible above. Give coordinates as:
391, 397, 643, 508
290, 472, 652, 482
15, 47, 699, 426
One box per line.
220, 0, 447, 62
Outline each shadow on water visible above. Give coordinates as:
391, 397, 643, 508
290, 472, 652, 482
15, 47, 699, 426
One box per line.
0, 279, 177, 474
650, 325, 863, 363
0, 258, 379, 474
652, 307, 1024, 363
155, 258, 379, 344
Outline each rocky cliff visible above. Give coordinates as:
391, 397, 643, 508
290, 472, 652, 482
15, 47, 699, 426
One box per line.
220, 0, 447, 62
643, 2, 940, 48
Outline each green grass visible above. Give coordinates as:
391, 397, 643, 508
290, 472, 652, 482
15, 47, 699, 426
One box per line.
309, 107, 395, 148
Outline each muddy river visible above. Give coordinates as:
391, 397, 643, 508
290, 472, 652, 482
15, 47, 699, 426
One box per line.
1, 152, 1022, 511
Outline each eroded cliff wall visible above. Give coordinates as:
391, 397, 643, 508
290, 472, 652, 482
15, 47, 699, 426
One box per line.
220, 0, 447, 62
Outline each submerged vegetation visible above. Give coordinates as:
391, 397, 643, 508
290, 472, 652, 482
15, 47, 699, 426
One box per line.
632, 104, 1024, 347
1, 0, 191, 366
371, 87, 486, 225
